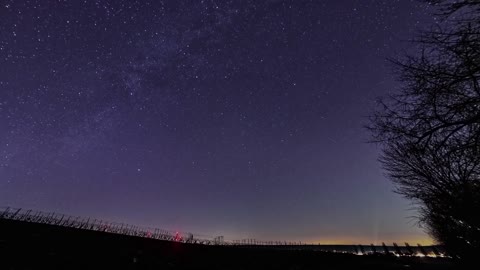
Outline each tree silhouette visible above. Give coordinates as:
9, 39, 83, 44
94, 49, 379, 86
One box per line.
368, 0, 480, 260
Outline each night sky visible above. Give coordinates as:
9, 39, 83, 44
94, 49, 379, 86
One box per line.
1, 0, 435, 244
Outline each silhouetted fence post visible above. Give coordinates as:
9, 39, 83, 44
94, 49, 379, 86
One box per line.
382, 242, 390, 255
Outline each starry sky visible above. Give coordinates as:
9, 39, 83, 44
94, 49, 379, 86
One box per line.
1, 0, 435, 244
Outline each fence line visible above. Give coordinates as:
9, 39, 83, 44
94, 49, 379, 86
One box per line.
0, 206, 447, 257
0, 206, 223, 245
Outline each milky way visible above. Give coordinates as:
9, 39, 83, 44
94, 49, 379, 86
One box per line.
1, 0, 434, 243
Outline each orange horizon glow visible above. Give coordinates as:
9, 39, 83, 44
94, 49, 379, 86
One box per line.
303, 237, 435, 246
225, 233, 436, 246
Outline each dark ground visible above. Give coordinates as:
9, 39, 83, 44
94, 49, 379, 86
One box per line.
0, 219, 460, 270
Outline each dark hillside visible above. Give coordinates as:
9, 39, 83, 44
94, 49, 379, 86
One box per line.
0, 219, 455, 270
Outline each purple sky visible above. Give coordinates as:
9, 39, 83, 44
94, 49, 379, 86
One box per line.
0, 0, 436, 244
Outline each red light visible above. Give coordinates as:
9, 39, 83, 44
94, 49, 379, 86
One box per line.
174, 232, 181, 241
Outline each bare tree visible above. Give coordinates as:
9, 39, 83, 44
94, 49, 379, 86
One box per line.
369, 0, 480, 260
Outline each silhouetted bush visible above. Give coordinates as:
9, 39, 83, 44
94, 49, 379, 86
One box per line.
369, 0, 480, 261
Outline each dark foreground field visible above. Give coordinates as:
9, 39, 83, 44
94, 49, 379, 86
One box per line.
0, 219, 458, 270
